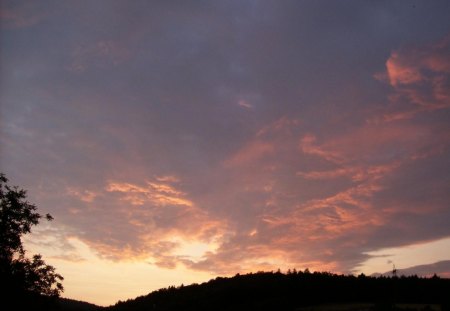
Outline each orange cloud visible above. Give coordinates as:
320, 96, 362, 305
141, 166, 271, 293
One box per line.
256, 117, 300, 138
63, 177, 232, 266
386, 52, 423, 86
106, 180, 193, 207
299, 134, 343, 163
224, 140, 274, 167
67, 187, 98, 203
298, 162, 401, 183
155, 175, 180, 183
382, 35, 450, 120
299, 123, 433, 167
297, 167, 355, 180
262, 172, 387, 242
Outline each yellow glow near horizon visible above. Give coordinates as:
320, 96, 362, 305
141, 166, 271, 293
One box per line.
22, 225, 450, 306
24, 237, 214, 306
355, 237, 450, 275
169, 236, 220, 262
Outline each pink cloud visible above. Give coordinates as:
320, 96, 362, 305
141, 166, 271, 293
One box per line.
67, 187, 98, 203
299, 124, 429, 166
299, 134, 343, 164
382, 35, 450, 120
237, 99, 253, 109
296, 167, 354, 180
256, 117, 300, 138
106, 180, 193, 207
261, 166, 389, 245
196, 117, 404, 273
386, 52, 423, 86
224, 140, 274, 167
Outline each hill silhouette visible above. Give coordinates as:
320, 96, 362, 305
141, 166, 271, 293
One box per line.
2, 291, 101, 310
104, 270, 450, 311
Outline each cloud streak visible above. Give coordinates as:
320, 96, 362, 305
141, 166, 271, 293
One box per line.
380, 35, 450, 121
1, 1, 450, 304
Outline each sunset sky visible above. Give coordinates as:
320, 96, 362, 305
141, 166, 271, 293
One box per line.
1, 0, 450, 306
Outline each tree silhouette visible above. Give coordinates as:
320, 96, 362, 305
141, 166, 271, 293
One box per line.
0, 173, 63, 300
106, 271, 450, 311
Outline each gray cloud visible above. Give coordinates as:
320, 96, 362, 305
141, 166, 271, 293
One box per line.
374, 260, 450, 278
1, 0, 450, 278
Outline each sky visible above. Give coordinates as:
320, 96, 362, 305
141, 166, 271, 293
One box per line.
1, 0, 450, 306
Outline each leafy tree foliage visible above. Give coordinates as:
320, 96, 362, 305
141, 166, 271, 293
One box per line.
0, 173, 63, 298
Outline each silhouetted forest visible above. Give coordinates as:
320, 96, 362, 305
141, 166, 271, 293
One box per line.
1, 291, 100, 310
103, 270, 450, 311
3, 270, 450, 310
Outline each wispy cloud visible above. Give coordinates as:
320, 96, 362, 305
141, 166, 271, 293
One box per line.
106, 180, 193, 207
237, 99, 253, 109
67, 187, 97, 203
224, 140, 274, 167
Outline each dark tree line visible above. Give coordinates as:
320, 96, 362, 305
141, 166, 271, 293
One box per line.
106, 270, 450, 311
0, 173, 64, 308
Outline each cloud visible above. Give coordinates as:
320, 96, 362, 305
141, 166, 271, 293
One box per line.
190, 117, 391, 272
356, 236, 450, 276
300, 123, 435, 166
237, 99, 253, 109
297, 167, 353, 180
7, 28, 450, 277
54, 177, 230, 267
299, 134, 343, 164
0, 2, 49, 29
385, 38, 450, 87
195, 50, 450, 273
386, 52, 424, 86
106, 180, 193, 207
67, 40, 130, 73
393, 260, 450, 278
224, 140, 274, 167
23, 224, 86, 263
67, 187, 97, 203
2, 2, 450, 295
381, 35, 450, 121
